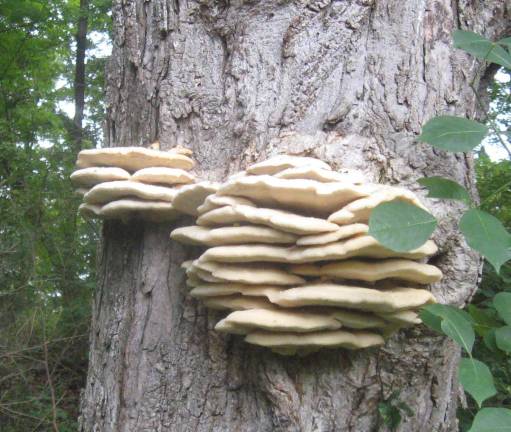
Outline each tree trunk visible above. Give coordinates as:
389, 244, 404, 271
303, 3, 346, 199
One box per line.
73, 0, 89, 153
79, 1, 510, 431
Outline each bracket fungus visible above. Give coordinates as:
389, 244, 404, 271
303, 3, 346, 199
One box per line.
171, 182, 220, 216
171, 225, 298, 246
71, 146, 196, 222
245, 155, 331, 175
70, 167, 131, 187
274, 166, 366, 184
168, 154, 441, 355
76, 146, 194, 171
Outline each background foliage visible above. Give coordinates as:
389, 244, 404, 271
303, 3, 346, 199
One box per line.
0, 1, 109, 430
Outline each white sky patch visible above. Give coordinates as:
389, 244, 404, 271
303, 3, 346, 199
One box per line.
40, 33, 113, 149
481, 70, 510, 161
89, 31, 112, 57
482, 143, 509, 160
58, 100, 75, 118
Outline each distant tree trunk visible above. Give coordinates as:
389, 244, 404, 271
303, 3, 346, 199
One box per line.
79, 1, 510, 431
57, 0, 90, 309
73, 0, 89, 152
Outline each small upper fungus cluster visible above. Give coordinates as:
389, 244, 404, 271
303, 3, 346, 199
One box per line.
171, 155, 441, 355
71, 146, 201, 222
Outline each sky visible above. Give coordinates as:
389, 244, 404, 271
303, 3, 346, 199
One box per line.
480, 70, 510, 161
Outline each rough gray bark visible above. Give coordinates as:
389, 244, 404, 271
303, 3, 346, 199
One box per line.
79, 1, 511, 431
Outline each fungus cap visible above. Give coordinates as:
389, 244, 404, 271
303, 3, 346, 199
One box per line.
227, 170, 247, 181
289, 259, 443, 284
296, 224, 369, 246
181, 260, 193, 271
76, 147, 194, 171
131, 167, 195, 186
378, 310, 422, 325
190, 283, 284, 298
246, 155, 331, 175
275, 166, 365, 184
245, 330, 384, 350
215, 309, 342, 334
170, 225, 297, 246
196, 195, 255, 215
172, 181, 220, 216
78, 203, 102, 218
197, 204, 339, 235
328, 309, 387, 329
186, 274, 202, 288
168, 146, 193, 156
195, 269, 225, 283
84, 180, 179, 204
328, 187, 426, 225
203, 295, 276, 311
70, 167, 131, 187
218, 175, 378, 215
100, 199, 180, 222
193, 260, 305, 285
267, 283, 436, 313
200, 235, 438, 264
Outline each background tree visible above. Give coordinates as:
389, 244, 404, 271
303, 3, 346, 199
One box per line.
78, 1, 510, 431
0, 0, 109, 430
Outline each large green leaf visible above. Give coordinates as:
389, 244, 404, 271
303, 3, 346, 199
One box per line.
499, 37, 511, 50
420, 304, 475, 354
453, 30, 511, 69
368, 201, 437, 252
418, 176, 471, 204
459, 358, 496, 408
469, 408, 511, 432
495, 326, 511, 352
459, 209, 511, 273
494, 293, 511, 325
418, 116, 488, 152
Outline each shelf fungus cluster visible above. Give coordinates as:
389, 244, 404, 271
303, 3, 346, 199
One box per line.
171, 155, 441, 355
70, 146, 217, 222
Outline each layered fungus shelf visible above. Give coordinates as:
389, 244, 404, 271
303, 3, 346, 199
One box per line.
71, 146, 204, 221
170, 155, 441, 355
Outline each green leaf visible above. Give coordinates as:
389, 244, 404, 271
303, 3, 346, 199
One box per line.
469, 408, 511, 432
499, 266, 511, 284
483, 329, 498, 351
453, 30, 511, 69
458, 358, 496, 408
442, 319, 474, 355
459, 209, 511, 274
498, 37, 511, 50
418, 116, 488, 152
418, 177, 471, 204
468, 305, 501, 337
419, 308, 443, 333
494, 293, 511, 325
495, 326, 511, 352
421, 304, 475, 354
368, 201, 437, 252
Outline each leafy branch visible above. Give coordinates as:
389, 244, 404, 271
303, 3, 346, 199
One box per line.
368, 29, 511, 431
